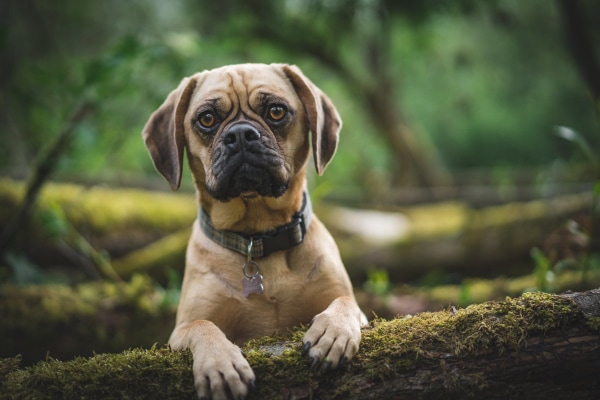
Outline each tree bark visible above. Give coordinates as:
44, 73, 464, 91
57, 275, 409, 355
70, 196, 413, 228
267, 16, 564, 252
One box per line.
2, 289, 599, 399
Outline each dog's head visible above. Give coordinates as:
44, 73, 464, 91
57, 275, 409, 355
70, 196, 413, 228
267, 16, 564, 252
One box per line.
143, 64, 341, 205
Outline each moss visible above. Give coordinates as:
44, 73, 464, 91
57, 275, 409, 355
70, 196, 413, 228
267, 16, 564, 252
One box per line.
0, 178, 196, 236
355, 292, 582, 387
36, 182, 196, 234
242, 328, 318, 398
112, 228, 190, 279
586, 316, 600, 331
1, 347, 195, 400
0, 357, 21, 387
423, 269, 600, 308
244, 291, 586, 396
401, 201, 469, 240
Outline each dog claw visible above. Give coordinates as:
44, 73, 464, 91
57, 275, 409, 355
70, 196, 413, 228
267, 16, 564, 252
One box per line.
301, 341, 311, 356
339, 356, 348, 368
310, 356, 320, 370
321, 359, 332, 372
248, 379, 256, 391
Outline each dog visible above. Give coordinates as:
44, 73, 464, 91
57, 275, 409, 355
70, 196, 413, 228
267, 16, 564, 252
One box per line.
143, 63, 365, 399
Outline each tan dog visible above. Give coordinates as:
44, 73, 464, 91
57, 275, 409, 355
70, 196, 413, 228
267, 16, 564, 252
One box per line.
143, 63, 365, 400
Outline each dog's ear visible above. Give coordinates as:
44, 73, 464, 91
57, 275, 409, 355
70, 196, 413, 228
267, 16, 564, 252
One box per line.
142, 76, 198, 191
281, 64, 342, 175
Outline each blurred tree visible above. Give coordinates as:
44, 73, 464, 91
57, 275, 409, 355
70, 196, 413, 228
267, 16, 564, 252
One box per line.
557, 0, 600, 113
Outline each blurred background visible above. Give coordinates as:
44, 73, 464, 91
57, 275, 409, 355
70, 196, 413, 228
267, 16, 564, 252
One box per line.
1, 0, 599, 364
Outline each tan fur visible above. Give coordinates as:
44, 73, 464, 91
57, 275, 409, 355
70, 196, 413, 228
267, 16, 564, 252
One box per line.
143, 63, 364, 400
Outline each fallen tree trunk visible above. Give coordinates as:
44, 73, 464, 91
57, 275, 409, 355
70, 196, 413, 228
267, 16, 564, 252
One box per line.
3, 271, 600, 364
322, 192, 594, 281
2, 290, 599, 399
0, 275, 176, 365
1, 179, 594, 284
357, 268, 600, 318
0, 178, 196, 269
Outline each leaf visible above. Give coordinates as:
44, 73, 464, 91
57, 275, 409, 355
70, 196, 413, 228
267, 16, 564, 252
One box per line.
554, 125, 599, 172
4, 252, 45, 285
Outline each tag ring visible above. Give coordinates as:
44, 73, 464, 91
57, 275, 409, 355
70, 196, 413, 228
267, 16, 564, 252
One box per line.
242, 260, 260, 279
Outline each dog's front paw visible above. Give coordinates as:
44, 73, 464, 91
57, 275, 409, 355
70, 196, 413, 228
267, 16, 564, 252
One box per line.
190, 335, 255, 400
302, 296, 362, 371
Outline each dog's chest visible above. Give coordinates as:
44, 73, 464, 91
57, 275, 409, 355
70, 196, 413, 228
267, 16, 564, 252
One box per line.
218, 260, 320, 343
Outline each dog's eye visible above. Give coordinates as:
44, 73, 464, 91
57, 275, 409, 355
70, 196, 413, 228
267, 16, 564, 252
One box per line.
197, 112, 217, 128
267, 105, 286, 121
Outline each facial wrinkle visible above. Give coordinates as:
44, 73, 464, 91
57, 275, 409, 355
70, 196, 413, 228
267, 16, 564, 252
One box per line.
229, 70, 249, 113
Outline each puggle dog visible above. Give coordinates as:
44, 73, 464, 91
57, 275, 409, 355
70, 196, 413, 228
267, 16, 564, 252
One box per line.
143, 63, 365, 399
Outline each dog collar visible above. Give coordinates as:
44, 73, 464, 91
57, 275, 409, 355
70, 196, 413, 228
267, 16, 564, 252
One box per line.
198, 192, 312, 258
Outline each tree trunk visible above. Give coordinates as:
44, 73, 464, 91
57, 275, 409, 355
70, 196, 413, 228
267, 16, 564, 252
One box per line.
2, 290, 599, 399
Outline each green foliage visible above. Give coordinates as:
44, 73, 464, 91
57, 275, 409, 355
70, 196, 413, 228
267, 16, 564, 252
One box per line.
2, 0, 598, 194
533, 124, 600, 284
530, 247, 555, 292
458, 280, 473, 307
398, 4, 597, 171
555, 125, 600, 178
363, 268, 391, 296
38, 203, 120, 280
3, 253, 47, 285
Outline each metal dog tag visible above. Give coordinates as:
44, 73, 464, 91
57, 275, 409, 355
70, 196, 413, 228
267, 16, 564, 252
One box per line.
242, 273, 264, 297
242, 238, 264, 297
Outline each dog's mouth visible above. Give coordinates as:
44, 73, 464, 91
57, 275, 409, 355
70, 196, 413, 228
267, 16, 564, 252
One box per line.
208, 162, 289, 202
206, 123, 289, 202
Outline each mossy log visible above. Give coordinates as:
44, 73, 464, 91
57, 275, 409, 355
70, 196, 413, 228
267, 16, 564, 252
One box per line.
111, 228, 191, 280
0, 179, 195, 238
0, 178, 195, 271
323, 192, 594, 281
0, 275, 175, 365
358, 268, 600, 318
2, 270, 600, 363
2, 290, 600, 399
1, 178, 594, 283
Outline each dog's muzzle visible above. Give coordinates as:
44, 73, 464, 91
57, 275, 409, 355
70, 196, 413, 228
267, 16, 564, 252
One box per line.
208, 122, 289, 201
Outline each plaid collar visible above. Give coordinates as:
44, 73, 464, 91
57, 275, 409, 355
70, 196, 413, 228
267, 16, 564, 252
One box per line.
198, 192, 312, 258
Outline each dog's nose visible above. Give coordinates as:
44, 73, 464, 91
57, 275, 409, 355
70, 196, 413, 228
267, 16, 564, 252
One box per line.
223, 124, 261, 150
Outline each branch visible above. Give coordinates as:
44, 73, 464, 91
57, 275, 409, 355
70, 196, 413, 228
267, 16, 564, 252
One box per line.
0, 100, 95, 256
2, 290, 600, 399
